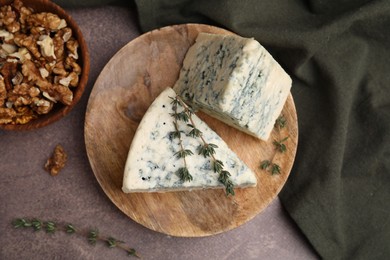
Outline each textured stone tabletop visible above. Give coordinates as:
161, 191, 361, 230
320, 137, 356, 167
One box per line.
0, 5, 318, 260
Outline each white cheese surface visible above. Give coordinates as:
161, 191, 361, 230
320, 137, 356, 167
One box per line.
122, 87, 257, 193
173, 33, 292, 141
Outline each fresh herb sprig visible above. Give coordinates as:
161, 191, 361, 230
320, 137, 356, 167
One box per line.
260, 115, 288, 175
173, 96, 235, 196
170, 97, 194, 182
12, 218, 139, 258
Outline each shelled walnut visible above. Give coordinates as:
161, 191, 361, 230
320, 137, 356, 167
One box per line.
45, 144, 67, 176
0, 0, 81, 125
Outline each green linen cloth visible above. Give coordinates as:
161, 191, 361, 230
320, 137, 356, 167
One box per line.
134, 1, 390, 259
55, 0, 390, 259
53, 0, 122, 7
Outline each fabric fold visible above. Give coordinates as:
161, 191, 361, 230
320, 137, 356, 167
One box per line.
134, 0, 390, 259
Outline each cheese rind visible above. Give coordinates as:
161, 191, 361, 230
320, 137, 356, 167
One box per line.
122, 87, 257, 193
173, 33, 292, 141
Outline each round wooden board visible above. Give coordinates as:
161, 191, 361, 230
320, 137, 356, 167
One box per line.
85, 24, 298, 237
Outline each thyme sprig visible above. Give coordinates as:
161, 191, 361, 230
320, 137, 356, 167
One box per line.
12, 218, 139, 258
174, 95, 235, 196
170, 97, 193, 182
260, 115, 288, 175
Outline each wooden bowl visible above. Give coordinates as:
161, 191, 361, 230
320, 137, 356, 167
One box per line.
0, 0, 90, 130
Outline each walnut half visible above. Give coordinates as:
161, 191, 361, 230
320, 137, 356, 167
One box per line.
44, 144, 67, 176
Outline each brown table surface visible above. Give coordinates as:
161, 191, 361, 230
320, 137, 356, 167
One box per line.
0, 5, 318, 260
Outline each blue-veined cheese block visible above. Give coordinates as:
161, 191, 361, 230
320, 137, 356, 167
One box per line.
122, 87, 257, 193
173, 33, 292, 141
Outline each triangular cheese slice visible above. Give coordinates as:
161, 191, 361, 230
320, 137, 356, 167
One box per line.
122, 87, 257, 193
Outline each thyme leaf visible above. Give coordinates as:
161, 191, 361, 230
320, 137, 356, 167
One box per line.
271, 163, 281, 175
45, 221, 56, 233
176, 167, 193, 182
224, 180, 235, 196
213, 160, 224, 174
187, 124, 202, 138
197, 143, 217, 158
88, 229, 99, 245
218, 170, 231, 183
13, 218, 32, 228
273, 136, 289, 153
275, 115, 287, 129
106, 237, 123, 248
31, 219, 42, 231
66, 224, 76, 234
174, 149, 194, 159
260, 160, 271, 170
169, 96, 181, 107
170, 111, 189, 122
260, 161, 282, 175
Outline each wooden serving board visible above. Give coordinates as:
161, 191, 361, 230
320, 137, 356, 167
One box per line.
84, 24, 298, 237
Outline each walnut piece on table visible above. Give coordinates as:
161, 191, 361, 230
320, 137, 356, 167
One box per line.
44, 144, 67, 176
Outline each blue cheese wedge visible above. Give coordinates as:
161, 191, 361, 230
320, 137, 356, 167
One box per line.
173, 33, 292, 141
122, 87, 257, 193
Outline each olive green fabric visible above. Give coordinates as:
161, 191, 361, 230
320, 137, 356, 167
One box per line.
53, 0, 125, 7
132, 0, 390, 259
